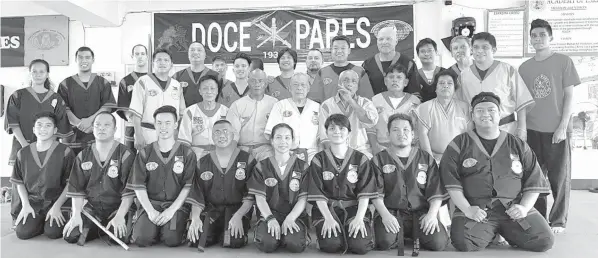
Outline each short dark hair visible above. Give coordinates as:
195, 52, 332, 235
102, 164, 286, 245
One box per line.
384, 63, 408, 77
324, 113, 351, 132
416, 38, 438, 53
530, 19, 553, 36
308, 48, 324, 58
472, 32, 497, 48
271, 123, 295, 140
152, 48, 172, 60
153, 105, 178, 120
198, 74, 220, 89
76, 46, 94, 58
277, 48, 298, 69
387, 113, 414, 132
331, 35, 351, 46
433, 69, 459, 90
251, 58, 264, 70
28, 59, 52, 90
34, 111, 57, 126
131, 44, 147, 56
212, 55, 226, 63
234, 52, 252, 66
94, 111, 117, 127
213, 119, 232, 127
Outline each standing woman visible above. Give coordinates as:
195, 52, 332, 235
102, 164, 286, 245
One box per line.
249, 123, 310, 253
4, 59, 72, 165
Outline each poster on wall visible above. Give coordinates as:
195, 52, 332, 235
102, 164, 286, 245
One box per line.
153, 5, 414, 64
525, 0, 598, 56
0, 15, 69, 67
487, 9, 525, 57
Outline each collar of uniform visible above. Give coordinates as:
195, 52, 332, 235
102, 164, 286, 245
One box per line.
466, 130, 507, 158
91, 141, 120, 168
30, 141, 60, 168
324, 148, 354, 173
152, 141, 181, 164
211, 148, 241, 174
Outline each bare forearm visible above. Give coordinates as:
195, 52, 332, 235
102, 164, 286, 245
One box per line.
133, 117, 143, 134
447, 190, 472, 211
316, 200, 334, 220
190, 205, 204, 219
372, 197, 392, 217
354, 197, 370, 220
12, 128, 28, 146
517, 110, 527, 130
169, 187, 190, 211
427, 199, 442, 216
16, 184, 31, 207
560, 92, 574, 127
134, 189, 155, 212
53, 187, 69, 208
66, 111, 81, 126
255, 195, 273, 218
234, 199, 254, 217
287, 196, 307, 220
71, 197, 85, 215
115, 196, 134, 218
519, 192, 540, 211
352, 104, 373, 124
419, 134, 432, 156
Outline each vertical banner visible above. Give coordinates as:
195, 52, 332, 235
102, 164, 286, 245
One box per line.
1, 15, 69, 67
0, 17, 25, 67
153, 5, 414, 64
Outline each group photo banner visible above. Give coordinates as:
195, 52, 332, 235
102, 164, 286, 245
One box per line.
153, 5, 414, 64
0, 15, 69, 68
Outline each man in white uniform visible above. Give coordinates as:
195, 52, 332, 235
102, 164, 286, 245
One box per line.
128, 48, 185, 149
319, 70, 379, 158
265, 73, 320, 162
227, 69, 278, 161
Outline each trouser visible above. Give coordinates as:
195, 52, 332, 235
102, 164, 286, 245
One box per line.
124, 126, 136, 153
63, 203, 134, 245
254, 211, 308, 253
312, 201, 374, 254
451, 204, 554, 252
527, 129, 571, 228
131, 202, 189, 247
192, 204, 252, 249
239, 143, 273, 161
14, 206, 70, 240
374, 209, 449, 251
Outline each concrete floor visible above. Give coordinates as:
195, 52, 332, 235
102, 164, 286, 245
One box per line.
1, 191, 598, 258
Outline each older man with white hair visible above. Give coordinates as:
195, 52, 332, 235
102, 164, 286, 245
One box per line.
362, 26, 419, 96
446, 35, 473, 90
265, 73, 320, 163
318, 70, 379, 158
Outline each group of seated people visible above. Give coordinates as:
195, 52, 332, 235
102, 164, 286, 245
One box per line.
6, 19, 576, 254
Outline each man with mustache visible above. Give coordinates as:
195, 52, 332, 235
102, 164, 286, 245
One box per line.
128, 49, 186, 150
362, 26, 419, 97
455, 32, 534, 140
307, 35, 374, 102
173, 42, 220, 107
117, 44, 148, 153
58, 46, 116, 154
306, 48, 324, 86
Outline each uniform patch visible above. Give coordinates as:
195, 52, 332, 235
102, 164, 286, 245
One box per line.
376, 106, 384, 114
511, 160, 523, 174
192, 116, 205, 132
462, 158, 477, 168
323, 78, 333, 85
237, 162, 246, 169
418, 164, 428, 171
273, 91, 280, 98
171, 87, 180, 100
81, 161, 93, 170
416, 171, 427, 184
292, 171, 301, 179
201, 171, 213, 181
146, 162, 158, 171
127, 85, 134, 92
382, 164, 396, 174
173, 161, 184, 174
347, 170, 359, 184
180, 81, 189, 88
311, 112, 319, 125
235, 168, 246, 180
323, 171, 335, 181
149, 89, 158, 96
283, 110, 293, 117
349, 164, 358, 171
51, 99, 58, 108
107, 166, 119, 178
265, 178, 278, 187
289, 179, 300, 192
110, 159, 118, 166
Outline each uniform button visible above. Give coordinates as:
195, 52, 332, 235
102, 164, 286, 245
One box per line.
335, 185, 339, 189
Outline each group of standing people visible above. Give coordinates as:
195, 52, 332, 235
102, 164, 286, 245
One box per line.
4, 18, 579, 254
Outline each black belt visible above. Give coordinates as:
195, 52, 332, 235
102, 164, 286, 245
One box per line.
392, 209, 421, 256
499, 113, 516, 126
198, 204, 242, 251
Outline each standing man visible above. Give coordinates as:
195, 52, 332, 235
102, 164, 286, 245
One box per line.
266, 48, 297, 100
227, 69, 278, 161
415, 38, 445, 102
212, 55, 230, 92
173, 42, 220, 107
440, 92, 554, 252
362, 26, 419, 97
306, 48, 324, 86
128, 48, 186, 150
319, 70, 378, 158
219, 53, 252, 107
446, 35, 473, 90
308, 35, 374, 102
63, 112, 135, 245
117, 44, 148, 152
127, 106, 197, 247
58, 46, 117, 153
456, 32, 534, 138
519, 19, 580, 234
